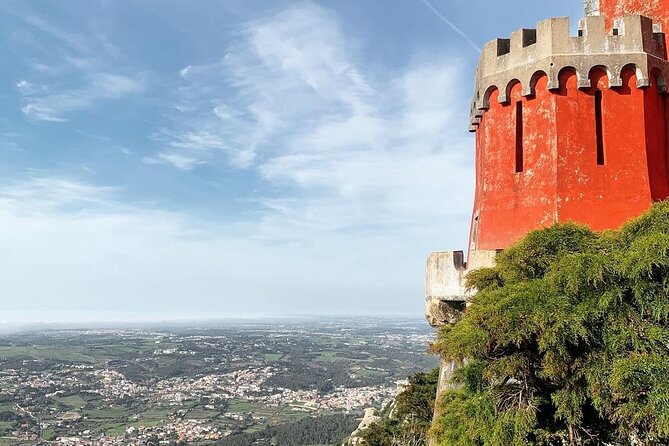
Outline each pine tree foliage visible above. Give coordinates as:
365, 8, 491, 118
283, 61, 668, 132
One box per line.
431, 203, 669, 445
359, 368, 439, 446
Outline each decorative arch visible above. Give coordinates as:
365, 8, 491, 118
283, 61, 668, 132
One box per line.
503, 79, 522, 104
615, 64, 642, 95
557, 66, 578, 94
651, 67, 668, 94
526, 70, 548, 97
588, 65, 611, 90
618, 63, 646, 88
479, 85, 499, 110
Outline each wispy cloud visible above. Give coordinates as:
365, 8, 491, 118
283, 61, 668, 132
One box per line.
0, 176, 117, 211
21, 73, 144, 122
16, 80, 35, 94
143, 152, 202, 171
151, 2, 474, 237
21, 15, 106, 55
179, 65, 192, 79
7, 7, 145, 122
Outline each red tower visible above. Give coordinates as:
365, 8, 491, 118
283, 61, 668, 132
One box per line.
425, 0, 669, 401
468, 2, 669, 252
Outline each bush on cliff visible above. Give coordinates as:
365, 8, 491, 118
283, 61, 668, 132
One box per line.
359, 368, 438, 446
431, 202, 669, 445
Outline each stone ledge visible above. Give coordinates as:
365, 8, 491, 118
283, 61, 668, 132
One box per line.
425, 250, 498, 327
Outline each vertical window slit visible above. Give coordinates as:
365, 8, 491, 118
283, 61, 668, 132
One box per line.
595, 90, 605, 165
515, 101, 524, 173
471, 215, 480, 251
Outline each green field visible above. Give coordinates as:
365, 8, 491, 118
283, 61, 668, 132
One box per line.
227, 398, 261, 413
313, 351, 342, 362
137, 407, 174, 420
185, 408, 219, 419
57, 394, 87, 408
0, 346, 98, 363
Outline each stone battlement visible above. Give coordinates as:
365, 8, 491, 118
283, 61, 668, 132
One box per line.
424, 250, 497, 327
470, 14, 668, 131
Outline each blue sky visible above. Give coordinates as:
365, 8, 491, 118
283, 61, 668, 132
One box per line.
0, 0, 583, 322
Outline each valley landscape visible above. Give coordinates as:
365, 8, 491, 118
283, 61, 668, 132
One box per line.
0, 317, 437, 446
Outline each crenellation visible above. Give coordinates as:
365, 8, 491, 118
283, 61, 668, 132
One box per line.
496, 38, 511, 56
536, 17, 571, 56
523, 29, 537, 47
579, 15, 606, 37
469, 14, 668, 130
510, 29, 537, 54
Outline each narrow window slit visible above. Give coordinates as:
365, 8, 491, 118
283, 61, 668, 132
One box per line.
515, 101, 524, 173
595, 90, 605, 165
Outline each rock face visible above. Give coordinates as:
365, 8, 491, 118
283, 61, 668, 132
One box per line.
425, 297, 465, 327
341, 408, 381, 446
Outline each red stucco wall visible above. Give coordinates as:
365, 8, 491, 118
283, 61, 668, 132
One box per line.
470, 68, 669, 251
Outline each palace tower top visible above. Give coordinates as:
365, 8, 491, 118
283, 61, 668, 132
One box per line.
465, 0, 669, 252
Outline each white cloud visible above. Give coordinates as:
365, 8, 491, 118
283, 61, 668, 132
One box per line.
89, 73, 143, 97
0, 176, 117, 210
21, 73, 144, 121
16, 80, 34, 94
10, 11, 144, 122
143, 152, 202, 171
20, 103, 68, 122
79, 165, 97, 175
179, 65, 192, 78
150, 127, 256, 169
153, 1, 475, 236
23, 15, 99, 55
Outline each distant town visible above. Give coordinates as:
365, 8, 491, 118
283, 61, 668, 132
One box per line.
0, 318, 437, 446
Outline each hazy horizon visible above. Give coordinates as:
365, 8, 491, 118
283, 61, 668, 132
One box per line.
0, 311, 429, 335
2, 310, 425, 323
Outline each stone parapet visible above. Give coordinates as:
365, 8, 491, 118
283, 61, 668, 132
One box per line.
424, 250, 497, 327
469, 14, 669, 131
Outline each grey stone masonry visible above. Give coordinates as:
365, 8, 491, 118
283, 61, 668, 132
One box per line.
424, 250, 497, 327
469, 15, 669, 131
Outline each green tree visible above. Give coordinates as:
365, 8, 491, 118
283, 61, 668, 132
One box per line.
431, 202, 669, 445
360, 368, 439, 446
